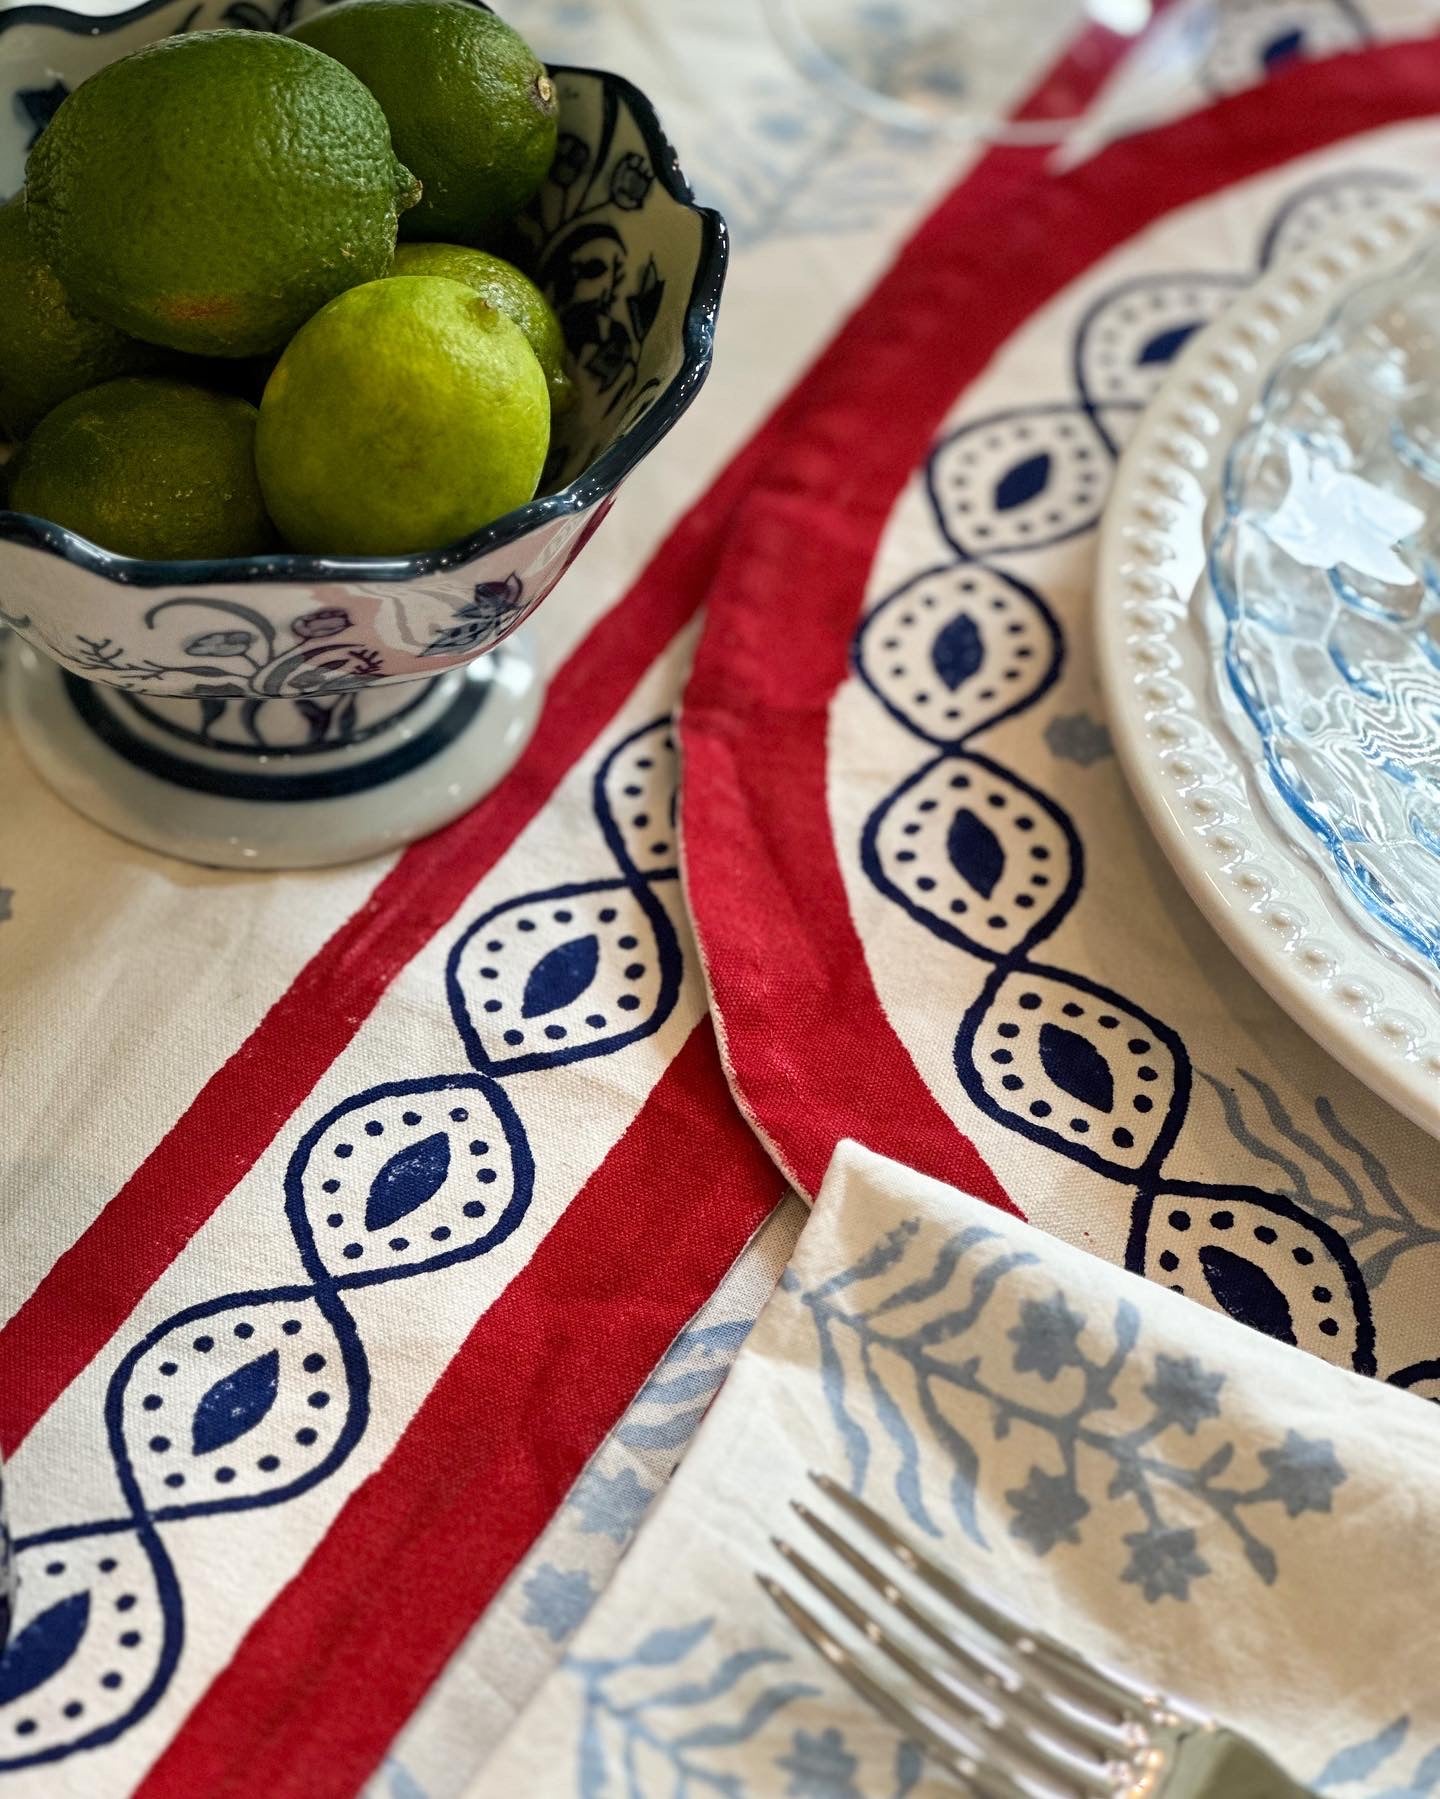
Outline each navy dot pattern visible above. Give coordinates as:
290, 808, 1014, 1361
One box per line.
926, 404, 1112, 558
845, 178, 1394, 1406
866, 752, 1074, 962
0, 717, 686, 1768
296, 1085, 524, 1280
448, 722, 683, 1076
1073, 272, 1247, 446
854, 562, 1061, 751
1201, 0, 1368, 99
966, 975, 1176, 1174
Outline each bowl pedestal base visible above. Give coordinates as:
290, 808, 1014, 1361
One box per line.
4, 635, 543, 870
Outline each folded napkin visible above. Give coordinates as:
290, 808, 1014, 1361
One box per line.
471, 1140, 1440, 1797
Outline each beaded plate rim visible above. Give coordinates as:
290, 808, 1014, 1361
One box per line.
1095, 195, 1440, 1140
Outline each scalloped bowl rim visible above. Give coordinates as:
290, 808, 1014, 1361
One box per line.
0, 6, 727, 588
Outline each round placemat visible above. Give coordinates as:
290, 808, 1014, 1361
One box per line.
680, 42, 1440, 1391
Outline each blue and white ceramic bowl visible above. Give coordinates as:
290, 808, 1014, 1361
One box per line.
0, 0, 725, 866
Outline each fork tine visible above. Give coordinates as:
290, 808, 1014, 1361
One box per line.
773, 1536, 998, 1728
773, 1538, 1116, 1799
757, 1573, 1031, 1799
811, 1474, 1175, 1724
791, 1500, 1134, 1765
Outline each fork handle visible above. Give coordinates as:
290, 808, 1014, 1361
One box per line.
1156, 1726, 1317, 1799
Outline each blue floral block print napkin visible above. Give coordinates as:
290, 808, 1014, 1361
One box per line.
471, 1142, 1440, 1798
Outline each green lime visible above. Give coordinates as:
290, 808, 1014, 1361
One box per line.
390, 242, 574, 413
0, 193, 166, 440
289, 0, 558, 243
256, 274, 549, 555
25, 30, 421, 358
9, 376, 274, 560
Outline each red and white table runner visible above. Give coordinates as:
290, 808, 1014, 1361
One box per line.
3, 3, 1439, 1796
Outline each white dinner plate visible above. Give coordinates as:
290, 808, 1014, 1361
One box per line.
1096, 193, 1440, 1138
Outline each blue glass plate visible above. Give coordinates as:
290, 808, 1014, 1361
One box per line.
1209, 238, 1440, 980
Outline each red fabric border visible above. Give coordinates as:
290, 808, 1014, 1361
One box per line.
678, 38, 1440, 1199
134, 1021, 781, 1799
2, 557, 710, 1457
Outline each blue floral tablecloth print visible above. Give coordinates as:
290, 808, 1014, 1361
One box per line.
471, 1141, 1440, 1799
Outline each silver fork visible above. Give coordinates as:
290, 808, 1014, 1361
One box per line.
758, 1473, 1316, 1799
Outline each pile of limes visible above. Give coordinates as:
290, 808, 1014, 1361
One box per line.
0, 0, 577, 559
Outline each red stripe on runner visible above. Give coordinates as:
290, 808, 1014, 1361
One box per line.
0, 561, 705, 1458
135, 1019, 783, 1799
680, 39, 1440, 1199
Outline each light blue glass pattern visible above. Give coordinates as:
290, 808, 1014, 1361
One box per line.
1209, 237, 1440, 979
